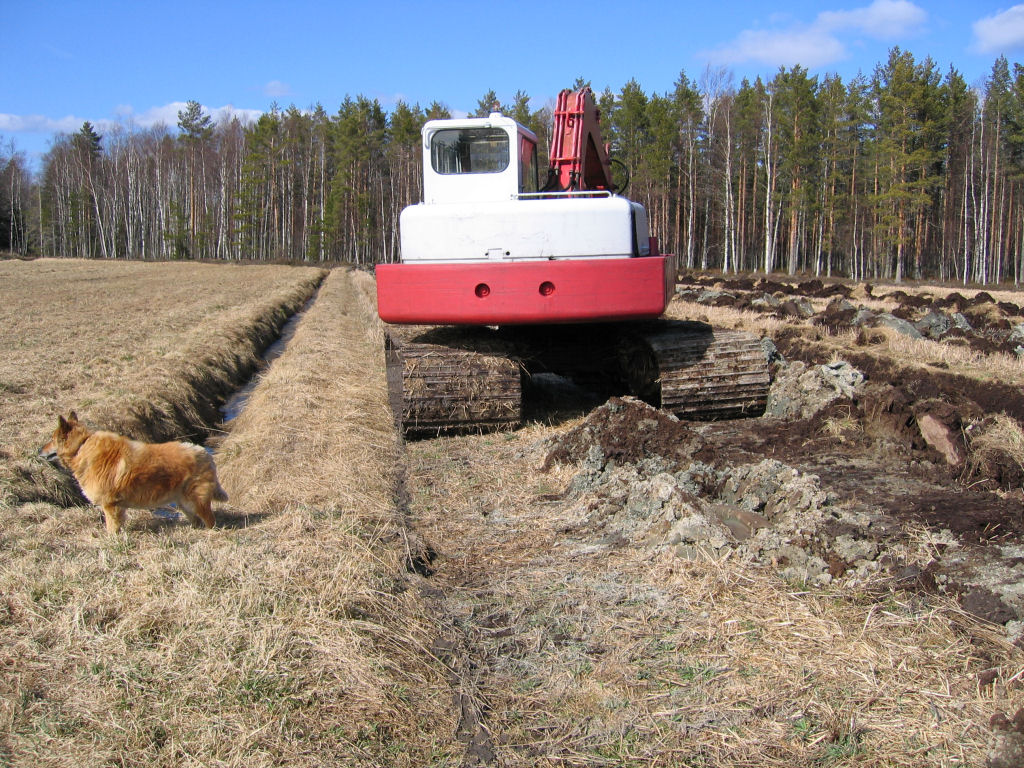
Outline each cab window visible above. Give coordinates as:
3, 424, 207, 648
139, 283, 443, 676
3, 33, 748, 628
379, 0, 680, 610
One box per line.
431, 128, 509, 174
519, 136, 538, 193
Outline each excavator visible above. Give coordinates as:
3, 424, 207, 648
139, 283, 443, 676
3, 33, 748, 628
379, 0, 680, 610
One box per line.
375, 87, 769, 435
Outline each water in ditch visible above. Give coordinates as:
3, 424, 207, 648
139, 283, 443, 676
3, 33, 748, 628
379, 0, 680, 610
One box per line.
218, 292, 316, 423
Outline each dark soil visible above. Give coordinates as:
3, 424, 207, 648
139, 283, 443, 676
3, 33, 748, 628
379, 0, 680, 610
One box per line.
542, 283, 1024, 630
542, 396, 703, 470
678, 272, 1024, 357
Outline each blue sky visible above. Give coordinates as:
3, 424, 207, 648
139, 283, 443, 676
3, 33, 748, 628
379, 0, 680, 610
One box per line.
3, 0, 1024, 168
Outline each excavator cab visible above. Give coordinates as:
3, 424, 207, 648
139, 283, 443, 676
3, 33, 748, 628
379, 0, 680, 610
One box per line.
379, 102, 670, 324
425, 115, 539, 202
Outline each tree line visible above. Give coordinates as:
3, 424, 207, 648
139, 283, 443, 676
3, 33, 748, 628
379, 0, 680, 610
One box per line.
3, 48, 1024, 283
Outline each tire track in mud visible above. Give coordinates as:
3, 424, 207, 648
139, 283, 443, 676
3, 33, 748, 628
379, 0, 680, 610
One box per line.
391, 451, 498, 767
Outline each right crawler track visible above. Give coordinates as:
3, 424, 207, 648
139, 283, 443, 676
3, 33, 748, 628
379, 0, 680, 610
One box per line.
622, 321, 770, 420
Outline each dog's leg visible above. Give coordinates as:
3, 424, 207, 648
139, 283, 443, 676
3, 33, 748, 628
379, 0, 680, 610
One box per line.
101, 504, 125, 534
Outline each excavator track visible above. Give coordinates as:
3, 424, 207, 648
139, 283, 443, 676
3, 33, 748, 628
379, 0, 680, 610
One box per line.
386, 328, 522, 437
384, 321, 769, 436
621, 321, 770, 420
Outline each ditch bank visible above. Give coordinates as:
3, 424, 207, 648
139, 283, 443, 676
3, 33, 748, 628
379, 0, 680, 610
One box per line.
93, 270, 327, 444
206, 268, 459, 764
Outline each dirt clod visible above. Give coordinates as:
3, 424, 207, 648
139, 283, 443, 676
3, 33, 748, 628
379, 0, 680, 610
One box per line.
543, 396, 703, 471
987, 709, 1024, 768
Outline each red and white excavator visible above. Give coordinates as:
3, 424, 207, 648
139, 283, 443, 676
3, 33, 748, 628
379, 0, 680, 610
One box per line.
376, 87, 769, 435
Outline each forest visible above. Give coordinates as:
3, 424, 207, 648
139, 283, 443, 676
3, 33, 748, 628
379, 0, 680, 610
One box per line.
3, 48, 1024, 284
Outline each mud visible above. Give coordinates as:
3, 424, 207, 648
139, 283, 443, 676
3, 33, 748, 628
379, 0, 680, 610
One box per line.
543, 328, 1024, 634
677, 273, 1024, 357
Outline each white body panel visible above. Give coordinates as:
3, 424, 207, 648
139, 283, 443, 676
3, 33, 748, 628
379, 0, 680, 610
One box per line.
400, 196, 650, 263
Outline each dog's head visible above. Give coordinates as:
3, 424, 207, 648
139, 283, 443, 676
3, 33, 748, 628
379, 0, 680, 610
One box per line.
40, 411, 86, 465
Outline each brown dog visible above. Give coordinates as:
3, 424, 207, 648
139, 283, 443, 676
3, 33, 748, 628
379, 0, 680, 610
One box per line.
41, 412, 227, 534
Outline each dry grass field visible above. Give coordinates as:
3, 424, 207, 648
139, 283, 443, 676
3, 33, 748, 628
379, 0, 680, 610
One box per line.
2, 259, 1024, 766
0, 262, 458, 765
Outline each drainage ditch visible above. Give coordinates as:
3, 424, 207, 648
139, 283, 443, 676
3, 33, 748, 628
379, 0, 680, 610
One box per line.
29, 280, 324, 512
218, 291, 318, 424
150, 291, 320, 521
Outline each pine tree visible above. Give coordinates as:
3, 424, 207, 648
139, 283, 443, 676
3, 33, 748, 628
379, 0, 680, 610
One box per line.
425, 101, 452, 121
980, 56, 1013, 282
177, 100, 213, 142
613, 79, 650, 185
672, 71, 703, 267
772, 66, 819, 275
814, 74, 857, 277
473, 89, 499, 117
387, 100, 426, 260
940, 67, 975, 280
71, 122, 107, 258
235, 110, 282, 260
177, 100, 214, 257
1007, 64, 1024, 283
73, 121, 102, 158
732, 79, 764, 270
510, 90, 532, 125
872, 48, 921, 281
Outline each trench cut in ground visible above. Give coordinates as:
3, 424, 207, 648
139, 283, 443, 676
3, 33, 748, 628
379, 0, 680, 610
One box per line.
0, 260, 327, 508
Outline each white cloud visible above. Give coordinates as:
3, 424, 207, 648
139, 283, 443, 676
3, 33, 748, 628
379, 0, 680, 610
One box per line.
702, 0, 927, 70
705, 26, 847, 69
0, 102, 265, 144
119, 101, 263, 129
376, 92, 409, 108
972, 5, 1024, 54
0, 113, 84, 134
208, 104, 264, 125
263, 80, 292, 98
818, 0, 927, 39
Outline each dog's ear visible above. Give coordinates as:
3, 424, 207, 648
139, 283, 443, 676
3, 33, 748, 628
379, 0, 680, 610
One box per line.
68, 411, 79, 423
57, 415, 70, 433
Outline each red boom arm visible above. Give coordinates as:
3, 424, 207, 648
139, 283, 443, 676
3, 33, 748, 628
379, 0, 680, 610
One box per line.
547, 87, 616, 192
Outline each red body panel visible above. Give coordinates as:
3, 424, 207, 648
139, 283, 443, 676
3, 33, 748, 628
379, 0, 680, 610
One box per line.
376, 254, 675, 326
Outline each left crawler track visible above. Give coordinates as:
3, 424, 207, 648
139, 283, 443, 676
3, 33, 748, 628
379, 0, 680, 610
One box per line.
385, 328, 523, 437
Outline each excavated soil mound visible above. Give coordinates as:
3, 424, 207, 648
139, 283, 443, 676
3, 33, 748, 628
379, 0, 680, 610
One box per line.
677, 273, 1024, 356
543, 354, 1024, 632
545, 394, 882, 587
